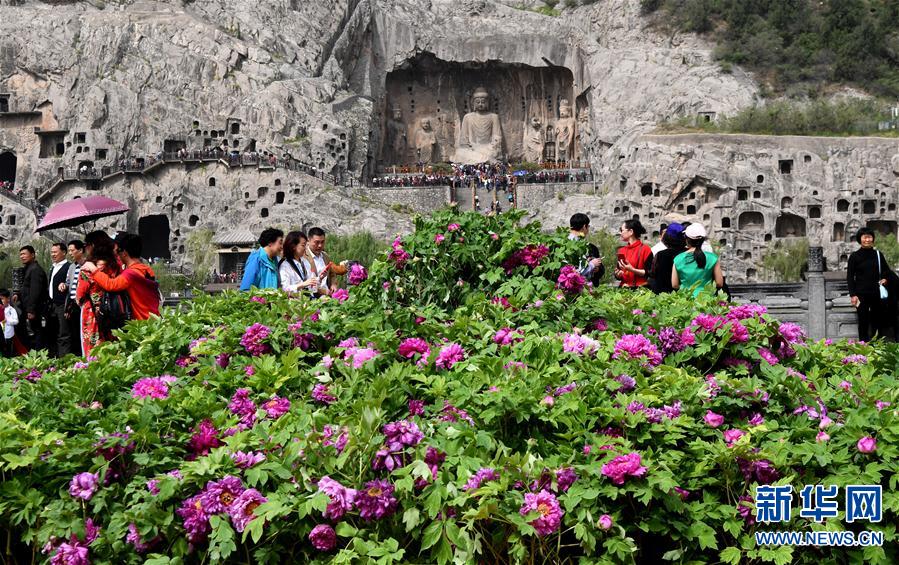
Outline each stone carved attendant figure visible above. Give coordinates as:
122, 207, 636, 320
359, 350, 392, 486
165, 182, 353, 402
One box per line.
523, 116, 545, 164
455, 87, 503, 164
414, 117, 438, 164
386, 105, 407, 164
555, 99, 576, 163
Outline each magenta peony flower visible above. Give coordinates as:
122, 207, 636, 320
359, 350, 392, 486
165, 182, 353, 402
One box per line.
463, 468, 500, 491
857, 436, 877, 453
228, 488, 267, 533
229, 388, 257, 427
598, 514, 613, 530
439, 401, 474, 425
758, 347, 779, 365
309, 524, 337, 551
250, 295, 267, 305
555, 467, 578, 493
556, 265, 586, 294
612, 334, 663, 366
398, 338, 431, 366
691, 314, 725, 332
318, 476, 357, 521
126, 523, 157, 553
388, 238, 410, 268
727, 303, 767, 321
373, 420, 424, 471
355, 479, 398, 521
232, 451, 266, 469
447, 223, 461, 232
331, 288, 350, 302
216, 353, 231, 368
876, 400, 891, 411
347, 263, 368, 286
657, 327, 693, 354
434, 233, 445, 244
541, 395, 555, 407
435, 342, 465, 370
321, 425, 349, 453
615, 374, 636, 392
737, 494, 755, 524
748, 413, 765, 426
779, 322, 805, 344
50, 539, 89, 565
493, 327, 521, 346
187, 419, 224, 456
842, 354, 868, 365
723, 429, 746, 447
816, 431, 830, 442
131, 376, 174, 400
553, 382, 577, 397
69, 472, 99, 501
345, 346, 379, 369
601, 452, 648, 485
177, 493, 211, 543
520, 490, 563, 536
416, 447, 445, 488
312, 384, 337, 405
262, 396, 290, 419
704, 411, 724, 428
201, 475, 245, 514
240, 323, 272, 356
728, 321, 749, 344
408, 398, 425, 416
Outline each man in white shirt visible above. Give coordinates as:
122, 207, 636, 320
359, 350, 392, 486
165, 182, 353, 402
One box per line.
66, 240, 86, 356
47, 242, 71, 357
305, 227, 339, 296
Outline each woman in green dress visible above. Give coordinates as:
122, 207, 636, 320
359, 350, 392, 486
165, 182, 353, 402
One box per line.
672, 223, 724, 297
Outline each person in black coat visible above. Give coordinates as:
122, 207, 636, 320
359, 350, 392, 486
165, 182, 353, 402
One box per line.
18, 245, 49, 350
847, 228, 895, 341
650, 223, 686, 293
568, 213, 605, 286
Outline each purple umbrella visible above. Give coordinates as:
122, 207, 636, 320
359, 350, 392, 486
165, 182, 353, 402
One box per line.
35, 196, 129, 232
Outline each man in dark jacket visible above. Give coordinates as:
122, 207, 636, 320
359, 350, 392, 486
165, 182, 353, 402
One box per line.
18, 245, 48, 350
47, 242, 72, 356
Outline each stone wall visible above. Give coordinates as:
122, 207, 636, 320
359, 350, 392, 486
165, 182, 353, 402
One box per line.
351, 186, 450, 214
515, 181, 595, 211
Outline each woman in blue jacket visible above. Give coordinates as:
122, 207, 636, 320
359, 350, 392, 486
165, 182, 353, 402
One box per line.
240, 228, 284, 291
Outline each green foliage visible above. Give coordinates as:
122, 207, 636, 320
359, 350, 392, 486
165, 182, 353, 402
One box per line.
151, 262, 190, 294
325, 232, 389, 268
0, 240, 52, 290
875, 232, 899, 267
587, 228, 622, 266
761, 238, 810, 282
1, 210, 897, 563
186, 229, 216, 287
642, 0, 899, 98
660, 98, 899, 137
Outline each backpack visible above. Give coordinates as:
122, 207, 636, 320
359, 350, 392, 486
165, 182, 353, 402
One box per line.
96, 290, 132, 332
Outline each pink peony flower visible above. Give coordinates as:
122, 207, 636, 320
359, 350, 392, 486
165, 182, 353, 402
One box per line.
816, 431, 830, 442
262, 396, 291, 419
556, 265, 586, 294
723, 429, 746, 447
758, 347, 779, 365
50, 539, 89, 565
177, 493, 211, 543
435, 342, 465, 370
347, 263, 368, 286
398, 338, 431, 366
309, 524, 337, 551
749, 413, 765, 426
126, 523, 154, 553
842, 354, 868, 365
704, 410, 724, 428
562, 333, 599, 356
201, 475, 245, 514
187, 419, 224, 456
228, 488, 267, 533
555, 467, 578, 493
131, 376, 174, 400
519, 490, 563, 536
318, 476, 357, 521
598, 514, 613, 530
493, 327, 521, 346
312, 384, 337, 405
240, 323, 272, 356
857, 436, 877, 453
463, 468, 500, 491
612, 334, 663, 366
434, 233, 445, 244
232, 451, 266, 469
601, 453, 648, 485
447, 223, 461, 232
779, 322, 805, 344
408, 398, 425, 416
388, 238, 410, 269
229, 388, 257, 427
69, 472, 99, 501
331, 288, 350, 302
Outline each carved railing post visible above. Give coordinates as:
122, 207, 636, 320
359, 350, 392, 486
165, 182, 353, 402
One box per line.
807, 246, 826, 340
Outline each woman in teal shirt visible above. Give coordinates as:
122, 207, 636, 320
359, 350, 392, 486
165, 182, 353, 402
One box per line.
672, 223, 724, 297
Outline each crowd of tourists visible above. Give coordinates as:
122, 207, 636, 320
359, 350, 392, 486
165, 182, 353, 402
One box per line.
369, 162, 591, 189
4, 217, 895, 358
1, 233, 161, 358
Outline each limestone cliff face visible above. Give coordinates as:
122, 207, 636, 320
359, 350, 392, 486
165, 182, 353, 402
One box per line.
0, 0, 895, 282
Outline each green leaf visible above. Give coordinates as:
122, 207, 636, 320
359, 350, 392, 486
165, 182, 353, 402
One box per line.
720, 546, 742, 564
403, 507, 421, 532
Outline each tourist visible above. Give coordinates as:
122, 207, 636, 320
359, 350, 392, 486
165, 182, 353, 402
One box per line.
279, 231, 318, 294
614, 220, 653, 289
76, 231, 121, 355
239, 228, 284, 291
1, 289, 19, 357
65, 240, 86, 356
672, 224, 724, 296
650, 224, 669, 256
649, 223, 686, 294
18, 245, 49, 350
567, 213, 605, 286
47, 242, 72, 357
80, 233, 161, 321
847, 227, 895, 341
305, 227, 340, 296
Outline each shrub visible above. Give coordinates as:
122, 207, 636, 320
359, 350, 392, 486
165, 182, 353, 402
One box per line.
761, 238, 810, 282
1, 210, 896, 564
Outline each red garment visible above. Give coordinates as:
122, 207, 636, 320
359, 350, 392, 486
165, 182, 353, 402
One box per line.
89, 262, 160, 320
77, 263, 121, 355
618, 240, 653, 288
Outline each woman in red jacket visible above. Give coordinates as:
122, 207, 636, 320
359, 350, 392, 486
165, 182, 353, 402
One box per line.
615, 219, 653, 289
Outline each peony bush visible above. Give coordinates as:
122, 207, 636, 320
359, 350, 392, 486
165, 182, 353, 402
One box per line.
1, 209, 898, 564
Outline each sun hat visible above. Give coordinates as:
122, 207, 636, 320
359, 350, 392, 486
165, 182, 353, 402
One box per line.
685, 224, 707, 239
